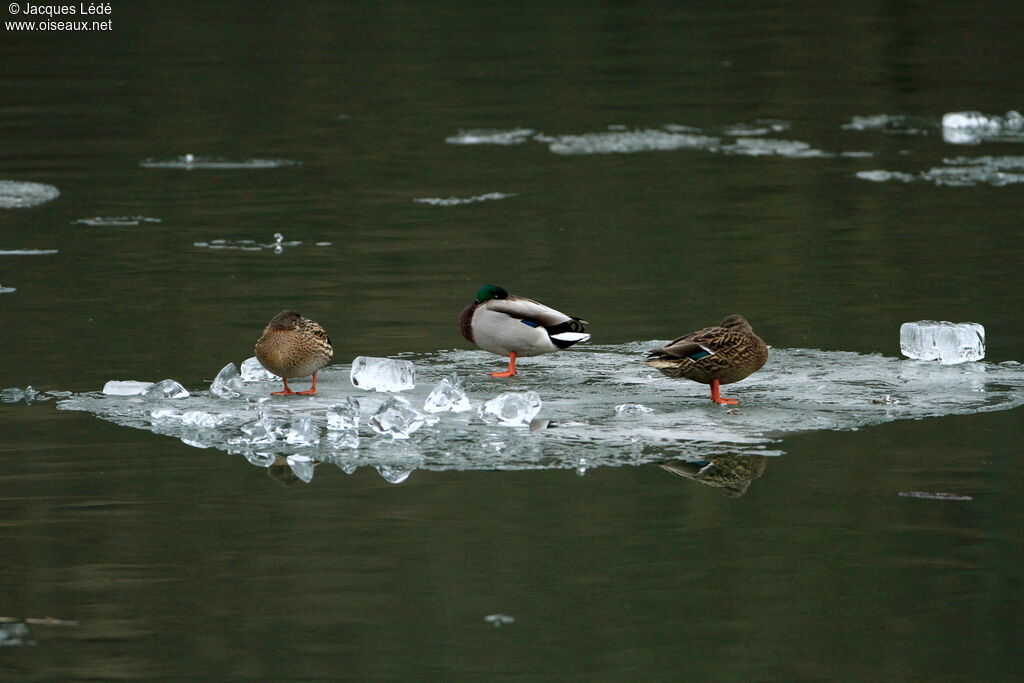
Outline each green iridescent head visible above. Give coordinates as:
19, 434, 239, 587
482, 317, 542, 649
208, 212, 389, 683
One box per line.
475, 283, 509, 303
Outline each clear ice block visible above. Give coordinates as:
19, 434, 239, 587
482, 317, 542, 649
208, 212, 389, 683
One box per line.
326, 398, 360, 431
423, 373, 471, 413
479, 391, 543, 426
210, 363, 245, 398
350, 356, 416, 392
140, 379, 190, 399
900, 321, 985, 364
102, 380, 154, 396
240, 356, 279, 382
368, 396, 433, 439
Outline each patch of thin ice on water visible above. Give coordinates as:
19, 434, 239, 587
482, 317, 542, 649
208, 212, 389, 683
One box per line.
538, 130, 720, 155
53, 343, 1024, 478
0, 249, 59, 255
842, 115, 931, 135
445, 129, 535, 145
140, 154, 300, 169
941, 110, 1024, 144
414, 192, 516, 207
74, 216, 162, 226
0, 180, 60, 208
856, 156, 1024, 187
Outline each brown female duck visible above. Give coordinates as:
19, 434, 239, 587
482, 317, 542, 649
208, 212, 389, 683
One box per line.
254, 310, 333, 396
645, 314, 768, 405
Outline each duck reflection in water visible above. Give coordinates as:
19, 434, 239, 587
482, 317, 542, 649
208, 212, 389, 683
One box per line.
658, 454, 767, 497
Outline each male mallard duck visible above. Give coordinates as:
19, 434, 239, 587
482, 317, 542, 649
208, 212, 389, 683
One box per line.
459, 284, 590, 377
645, 314, 767, 405
254, 310, 333, 396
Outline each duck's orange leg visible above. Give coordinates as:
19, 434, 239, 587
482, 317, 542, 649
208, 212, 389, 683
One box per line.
272, 378, 296, 396
710, 378, 739, 405
490, 352, 518, 378
295, 372, 319, 396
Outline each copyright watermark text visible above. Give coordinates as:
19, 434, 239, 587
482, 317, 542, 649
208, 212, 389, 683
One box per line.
5, 3, 113, 31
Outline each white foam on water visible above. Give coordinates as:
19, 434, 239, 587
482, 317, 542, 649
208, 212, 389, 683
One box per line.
0, 181, 60, 209
53, 343, 1024, 477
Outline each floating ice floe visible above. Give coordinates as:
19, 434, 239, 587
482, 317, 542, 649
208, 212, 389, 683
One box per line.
0, 181, 60, 209
139, 154, 300, 169
842, 115, 931, 135
1, 386, 52, 404
0, 286, 15, 294
445, 128, 535, 145
942, 110, 1024, 144
856, 155, 1024, 187
0, 249, 59, 255
73, 216, 162, 226
537, 129, 720, 155
900, 321, 985, 364
720, 138, 831, 158
414, 192, 516, 207
194, 233, 328, 254
52, 343, 1024, 480
898, 491, 973, 501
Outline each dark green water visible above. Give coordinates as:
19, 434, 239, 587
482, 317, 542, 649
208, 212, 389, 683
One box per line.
2, 1, 1023, 679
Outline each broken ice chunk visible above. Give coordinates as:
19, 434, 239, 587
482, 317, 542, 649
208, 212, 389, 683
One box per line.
423, 373, 471, 413
368, 396, 433, 439
350, 356, 415, 392
240, 420, 277, 445
326, 398, 360, 431
181, 410, 228, 428
479, 391, 542, 426
0, 180, 60, 209
102, 380, 154, 396
141, 379, 191, 399
240, 356, 279, 382
1, 387, 25, 403
286, 454, 315, 483
211, 363, 245, 398
900, 321, 985, 364
283, 417, 319, 446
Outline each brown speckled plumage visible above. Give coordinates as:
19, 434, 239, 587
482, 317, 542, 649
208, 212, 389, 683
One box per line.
645, 315, 767, 404
255, 311, 333, 394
